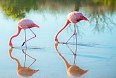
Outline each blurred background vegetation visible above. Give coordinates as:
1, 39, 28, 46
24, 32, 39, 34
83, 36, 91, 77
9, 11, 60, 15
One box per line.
0, 0, 116, 32
0, 0, 116, 20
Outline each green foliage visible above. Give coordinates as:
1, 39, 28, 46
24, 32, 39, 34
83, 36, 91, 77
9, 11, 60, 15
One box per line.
0, 0, 116, 21
94, 0, 116, 5
0, 0, 38, 20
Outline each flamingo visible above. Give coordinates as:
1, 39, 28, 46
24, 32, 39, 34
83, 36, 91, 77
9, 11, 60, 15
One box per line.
54, 11, 89, 44
9, 48, 39, 77
9, 18, 40, 48
54, 43, 88, 77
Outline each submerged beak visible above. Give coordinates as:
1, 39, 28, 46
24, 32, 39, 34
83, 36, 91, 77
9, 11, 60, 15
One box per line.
9, 43, 14, 48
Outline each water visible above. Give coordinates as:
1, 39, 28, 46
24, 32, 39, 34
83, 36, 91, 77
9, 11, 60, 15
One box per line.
0, 0, 116, 78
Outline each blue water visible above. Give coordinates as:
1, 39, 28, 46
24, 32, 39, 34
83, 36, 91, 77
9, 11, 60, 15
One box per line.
0, 3, 116, 78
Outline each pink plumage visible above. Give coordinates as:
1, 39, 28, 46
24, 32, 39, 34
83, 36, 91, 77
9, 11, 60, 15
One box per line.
18, 18, 39, 29
67, 11, 89, 24
55, 11, 89, 43
9, 18, 40, 48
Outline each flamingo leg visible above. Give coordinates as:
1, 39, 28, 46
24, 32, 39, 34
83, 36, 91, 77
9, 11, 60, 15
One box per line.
73, 53, 76, 65
74, 24, 78, 45
23, 30, 27, 66
65, 24, 77, 44
24, 30, 27, 48
23, 49, 27, 67
66, 44, 77, 65
22, 49, 36, 67
66, 44, 75, 55
73, 25, 77, 64
22, 28, 36, 46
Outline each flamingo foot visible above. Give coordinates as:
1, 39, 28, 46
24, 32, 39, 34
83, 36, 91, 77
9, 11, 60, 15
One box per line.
62, 42, 66, 44
60, 42, 67, 44
22, 42, 25, 46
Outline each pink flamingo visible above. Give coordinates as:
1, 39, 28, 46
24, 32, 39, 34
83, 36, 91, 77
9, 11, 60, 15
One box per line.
9, 18, 40, 48
54, 11, 89, 44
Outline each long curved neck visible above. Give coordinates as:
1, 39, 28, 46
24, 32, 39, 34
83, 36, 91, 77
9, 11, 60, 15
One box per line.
9, 26, 21, 47
58, 52, 71, 70
9, 48, 21, 70
55, 19, 70, 42
54, 43, 71, 69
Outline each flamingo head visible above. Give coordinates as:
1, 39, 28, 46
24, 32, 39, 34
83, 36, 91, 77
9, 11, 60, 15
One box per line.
9, 42, 14, 48
80, 15, 89, 22
55, 38, 59, 43
30, 23, 40, 28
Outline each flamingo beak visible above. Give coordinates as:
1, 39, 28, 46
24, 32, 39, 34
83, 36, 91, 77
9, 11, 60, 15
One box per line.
32, 24, 40, 28
81, 16, 89, 22
35, 25, 40, 28
55, 38, 59, 43
9, 43, 14, 48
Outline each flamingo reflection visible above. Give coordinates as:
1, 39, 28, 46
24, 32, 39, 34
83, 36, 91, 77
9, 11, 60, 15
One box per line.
54, 43, 88, 78
8, 48, 39, 78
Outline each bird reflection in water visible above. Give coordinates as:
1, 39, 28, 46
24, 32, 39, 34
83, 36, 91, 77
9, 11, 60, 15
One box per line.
8, 48, 39, 78
54, 43, 88, 78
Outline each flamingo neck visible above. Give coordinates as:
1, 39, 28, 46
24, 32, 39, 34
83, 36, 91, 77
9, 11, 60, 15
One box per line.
9, 26, 21, 47
9, 48, 21, 69
54, 43, 71, 69
55, 19, 70, 42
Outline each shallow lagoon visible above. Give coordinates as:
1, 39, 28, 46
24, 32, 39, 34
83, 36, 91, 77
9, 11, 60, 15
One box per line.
0, 0, 116, 78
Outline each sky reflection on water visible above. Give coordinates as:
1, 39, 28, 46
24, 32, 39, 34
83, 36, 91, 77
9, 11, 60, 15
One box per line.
0, 0, 116, 78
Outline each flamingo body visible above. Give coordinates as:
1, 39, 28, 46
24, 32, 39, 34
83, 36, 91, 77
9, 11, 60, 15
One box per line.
67, 11, 88, 24
9, 18, 40, 48
18, 18, 39, 29
54, 11, 89, 43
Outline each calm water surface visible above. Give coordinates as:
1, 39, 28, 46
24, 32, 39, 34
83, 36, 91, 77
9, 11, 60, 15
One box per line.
0, 0, 116, 78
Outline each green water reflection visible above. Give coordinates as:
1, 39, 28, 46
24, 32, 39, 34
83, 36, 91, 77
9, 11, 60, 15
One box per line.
0, 0, 116, 33
0, 0, 116, 19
